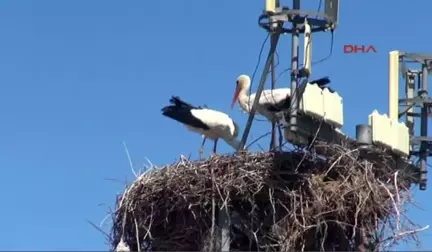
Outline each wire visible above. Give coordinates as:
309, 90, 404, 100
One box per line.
247, 25, 332, 147
249, 33, 270, 97
247, 32, 272, 122
275, 0, 333, 83
255, 0, 329, 103
246, 0, 333, 150
316, 0, 323, 14
314, 30, 334, 65
260, 17, 314, 113
275, 28, 334, 84
274, 51, 280, 69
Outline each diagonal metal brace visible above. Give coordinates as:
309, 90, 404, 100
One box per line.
238, 30, 281, 151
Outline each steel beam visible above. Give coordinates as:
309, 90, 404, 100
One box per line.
288, 0, 300, 137
419, 65, 429, 190
238, 31, 281, 150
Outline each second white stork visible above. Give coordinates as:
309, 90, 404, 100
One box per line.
231, 74, 291, 123
230, 74, 331, 150
231, 74, 332, 122
162, 96, 241, 158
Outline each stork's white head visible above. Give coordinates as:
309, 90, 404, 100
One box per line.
231, 74, 251, 109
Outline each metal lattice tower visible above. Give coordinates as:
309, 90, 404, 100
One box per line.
397, 52, 432, 190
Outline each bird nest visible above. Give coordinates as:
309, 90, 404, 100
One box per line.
109, 142, 425, 251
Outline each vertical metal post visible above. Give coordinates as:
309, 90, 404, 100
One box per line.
269, 0, 280, 151
419, 65, 429, 190
218, 206, 230, 252
406, 73, 415, 135
289, 0, 300, 134
388, 51, 400, 121
270, 34, 277, 151
238, 32, 281, 150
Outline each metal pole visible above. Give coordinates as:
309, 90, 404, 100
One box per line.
269, 0, 280, 151
238, 31, 281, 150
218, 206, 230, 252
270, 34, 277, 151
289, 0, 300, 134
419, 64, 428, 190
406, 73, 415, 136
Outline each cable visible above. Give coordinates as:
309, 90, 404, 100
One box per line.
246, 32, 272, 122
316, 0, 323, 15
275, 0, 334, 82
261, 17, 314, 112
269, 28, 333, 150
246, 0, 332, 150
258, 0, 329, 91
314, 29, 334, 65
249, 33, 270, 97
275, 28, 334, 84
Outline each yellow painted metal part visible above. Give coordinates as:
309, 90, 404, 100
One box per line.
303, 18, 312, 76
388, 51, 399, 121
265, 0, 276, 13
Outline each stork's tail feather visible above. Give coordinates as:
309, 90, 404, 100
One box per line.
162, 96, 196, 114
161, 96, 211, 130
169, 96, 198, 109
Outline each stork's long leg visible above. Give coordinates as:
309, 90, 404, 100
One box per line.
277, 122, 284, 151
269, 122, 276, 151
274, 112, 286, 152
212, 138, 218, 155
199, 136, 207, 160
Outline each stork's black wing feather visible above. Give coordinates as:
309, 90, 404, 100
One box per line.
169, 96, 199, 109
162, 96, 210, 130
264, 96, 292, 112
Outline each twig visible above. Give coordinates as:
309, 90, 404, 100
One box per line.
394, 171, 400, 207
142, 205, 154, 240
100, 212, 112, 227
87, 219, 112, 243
210, 165, 216, 251
378, 179, 401, 231
122, 141, 138, 177
295, 120, 323, 171
246, 131, 272, 150
133, 214, 141, 251
393, 225, 430, 238
324, 148, 359, 176
383, 225, 430, 247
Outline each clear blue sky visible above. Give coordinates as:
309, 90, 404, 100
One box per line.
0, 0, 431, 250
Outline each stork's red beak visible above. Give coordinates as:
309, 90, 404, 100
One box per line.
231, 87, 240, 109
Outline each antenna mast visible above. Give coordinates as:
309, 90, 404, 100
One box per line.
238, 0, 339, 150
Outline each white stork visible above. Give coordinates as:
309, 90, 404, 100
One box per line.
231, 74, 331, 122
230, 74, 331, 149
162, 96, 241, 158
231, 74, 291, 123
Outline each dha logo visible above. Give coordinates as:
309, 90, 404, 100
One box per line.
343, 45, 377, 54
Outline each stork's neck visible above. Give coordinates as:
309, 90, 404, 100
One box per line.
237, 88, 252, 112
